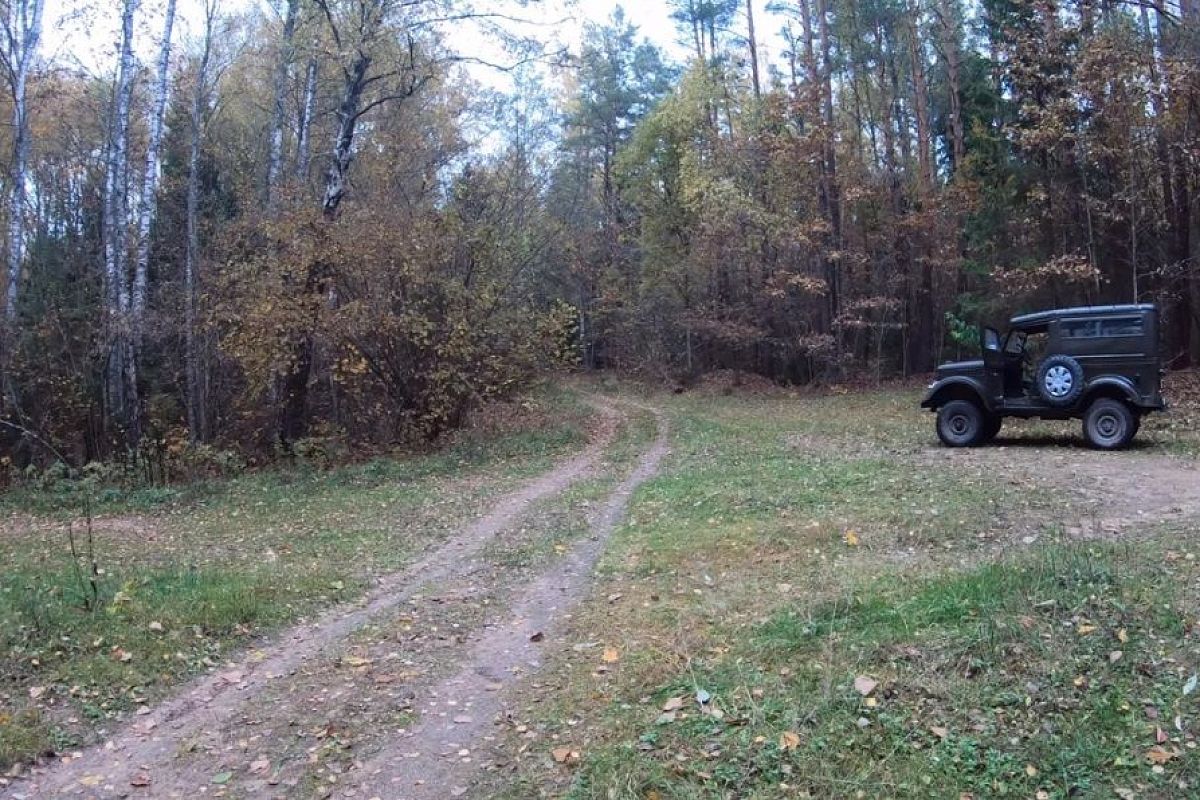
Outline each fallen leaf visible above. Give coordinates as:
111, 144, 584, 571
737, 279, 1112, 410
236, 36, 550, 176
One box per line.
1110, 650, 1124, 663
130, 772, 151, 787
148, 621, 163, 632
1077, 624, 1097, 635
1146, 746, 1176, 765
342, 656, 372, 668
551, 746, 579, 764
655, 712, 676, 725
1184, 674, 1198, 696
529, 631, 544, 642
211, 771, 233, 784
779, 731, 800, 750
249, 759, 271, 775
844, 530, 860, 547
1117, 628, 1129, 644
1025, 764, 1039, 777
662, 696, 684, 712
28, 686, 45, 700
601, 647, 619, 664
930, 726, 949, 739
1156, 727, 1168, 744
853, 676, 878, 697
79, 776, 102, 787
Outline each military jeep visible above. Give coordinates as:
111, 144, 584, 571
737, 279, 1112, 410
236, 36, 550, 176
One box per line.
921, 304, 1166, 450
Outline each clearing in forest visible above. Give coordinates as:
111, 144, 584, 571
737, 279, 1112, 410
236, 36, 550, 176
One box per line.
2, 376, 1200, 799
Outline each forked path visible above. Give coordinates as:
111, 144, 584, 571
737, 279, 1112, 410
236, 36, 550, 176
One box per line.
4, 397, 666, 800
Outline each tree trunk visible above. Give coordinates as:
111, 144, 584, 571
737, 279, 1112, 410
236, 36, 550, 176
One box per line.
185, 0, 216, 443
816, 0, 841, 323
102, 0, 141, 441
745, 0, 761, 101
4, 0, 44, 323
295, 57, 318, 181
907, 10, 933, 195
1158, 1, 1195, 365
265, 0, 299, 207
935, 0, 964, 175
321, 52, 370, 218
279, 46, 371, 446
132, 0, 177, 324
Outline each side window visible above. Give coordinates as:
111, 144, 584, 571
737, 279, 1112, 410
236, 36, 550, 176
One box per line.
1100, 316, 1144, 337
1062, 319, 1099, 339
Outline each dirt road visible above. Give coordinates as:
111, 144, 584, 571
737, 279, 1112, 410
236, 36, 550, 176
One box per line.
4, 398, 669, 800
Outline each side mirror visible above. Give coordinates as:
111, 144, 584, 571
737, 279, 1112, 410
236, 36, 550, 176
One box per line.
982, 327, 1001, 352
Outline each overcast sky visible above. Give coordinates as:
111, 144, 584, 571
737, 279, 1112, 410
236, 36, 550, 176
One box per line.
42, 0, 787, 78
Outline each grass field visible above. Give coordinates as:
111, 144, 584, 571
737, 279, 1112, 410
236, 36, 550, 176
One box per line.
486, 376, 1200, 800
2, 373, 1199, 798
0, 386, 593, 770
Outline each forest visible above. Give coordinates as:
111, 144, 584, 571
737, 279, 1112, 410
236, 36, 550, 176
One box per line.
1, 0, 1198, 470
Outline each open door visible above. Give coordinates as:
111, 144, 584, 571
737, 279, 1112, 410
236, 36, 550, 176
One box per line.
981, 327, 1003, 370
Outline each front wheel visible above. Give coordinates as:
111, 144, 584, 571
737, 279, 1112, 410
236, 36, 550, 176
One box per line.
1083, 398, 1137, 450
936, 400, 986, 448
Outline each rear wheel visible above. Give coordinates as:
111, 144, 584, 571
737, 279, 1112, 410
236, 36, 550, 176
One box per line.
1083, 398, 1136, 450
936, 400, 986, 448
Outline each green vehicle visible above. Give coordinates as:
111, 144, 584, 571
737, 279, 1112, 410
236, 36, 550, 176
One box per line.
921, 304, 1167, 450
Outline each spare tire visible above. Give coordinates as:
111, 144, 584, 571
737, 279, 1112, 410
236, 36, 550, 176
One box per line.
1036, 354, 1085, 407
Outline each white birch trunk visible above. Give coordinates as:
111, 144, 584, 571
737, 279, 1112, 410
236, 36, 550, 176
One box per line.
132, 0, 177, 324
295, 57, 317, 181
4, 0, 44, 322
104, 0, 139, 316
102, 0, 141, 437
265, 0, 298, 205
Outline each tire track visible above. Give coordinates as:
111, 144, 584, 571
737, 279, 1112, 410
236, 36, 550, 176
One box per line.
347, 404, 669, 800
4, 399, 625, 800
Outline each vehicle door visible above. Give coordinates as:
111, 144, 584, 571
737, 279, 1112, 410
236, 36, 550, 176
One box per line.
981, 327, 1005, 402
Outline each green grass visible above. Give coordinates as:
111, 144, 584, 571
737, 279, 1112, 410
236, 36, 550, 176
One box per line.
487, 383, 1200, 800
565, 544, 1199, 799
0, 385, 594, 770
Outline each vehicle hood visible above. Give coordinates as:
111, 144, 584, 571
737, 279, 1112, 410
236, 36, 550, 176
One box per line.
934, 359, 985, 379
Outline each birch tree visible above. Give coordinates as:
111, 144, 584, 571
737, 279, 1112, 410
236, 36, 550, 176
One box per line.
265, 0, 300, 205
1, 0, 44, 323
132, 0, 178, 324
185, 0, 220, 442
295, 57, 317, 181
102, 0, 140, 436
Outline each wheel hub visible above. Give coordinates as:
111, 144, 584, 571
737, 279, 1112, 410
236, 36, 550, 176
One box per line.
1045, 366, 1074, 398
1096, 413, 1121, 440
949, 414, 969, 436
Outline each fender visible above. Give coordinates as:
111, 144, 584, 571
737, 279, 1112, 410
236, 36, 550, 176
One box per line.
1081, 376, 1141, 407
921, 376, 994, 411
